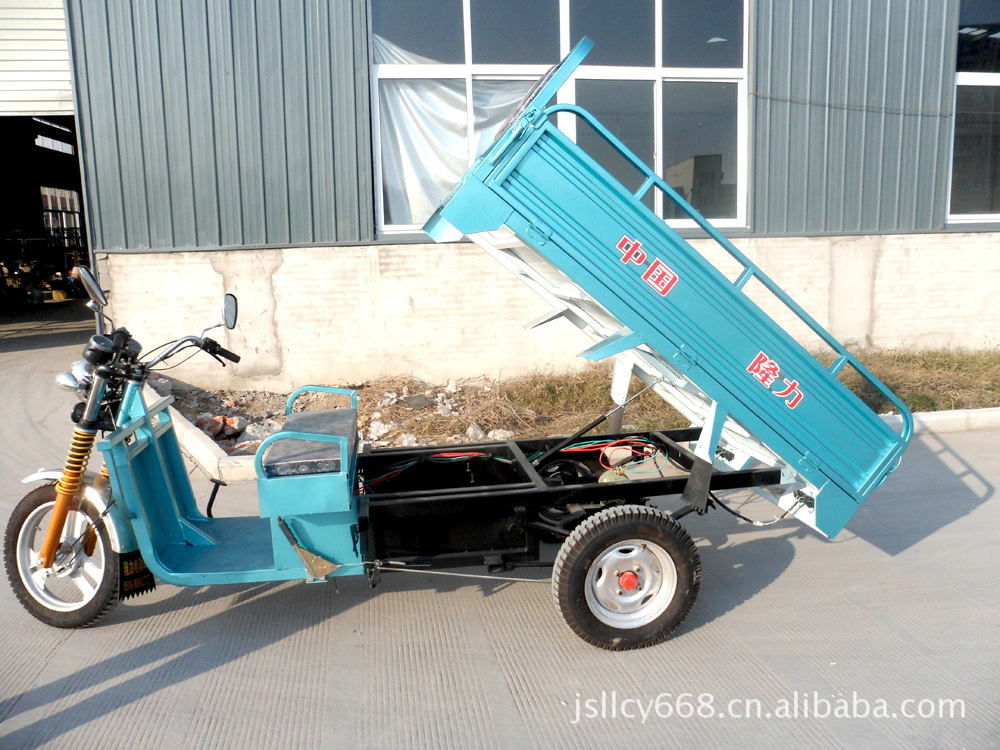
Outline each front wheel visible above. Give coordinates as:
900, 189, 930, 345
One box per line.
552, 505, 700, 650
4, 484, 119, 628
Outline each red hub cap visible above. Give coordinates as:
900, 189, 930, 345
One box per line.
618, 571, 639, 591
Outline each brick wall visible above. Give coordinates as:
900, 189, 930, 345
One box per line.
103, 232, 1000, 391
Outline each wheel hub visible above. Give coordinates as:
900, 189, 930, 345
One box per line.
618, 570, 639, 591
17, 502, 107, 612
584, 538, 678, 629
51, 542, 83, 578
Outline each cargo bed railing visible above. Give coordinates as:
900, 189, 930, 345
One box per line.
425, 38, 914, 537
517, 102, 913, 446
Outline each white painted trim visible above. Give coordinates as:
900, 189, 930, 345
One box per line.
947, 214, 1000, 224
955, 71, 1000, 86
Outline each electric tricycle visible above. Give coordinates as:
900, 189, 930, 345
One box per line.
3, 40, 912, 650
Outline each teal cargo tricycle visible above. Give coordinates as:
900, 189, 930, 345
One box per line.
3, 40, 911, 650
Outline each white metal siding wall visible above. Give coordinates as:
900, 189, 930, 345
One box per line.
0, 0, 72, 115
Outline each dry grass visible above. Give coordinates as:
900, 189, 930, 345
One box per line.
830, 347, 1000, 413
239, 364, 687, 444
195, 348, 1000, 447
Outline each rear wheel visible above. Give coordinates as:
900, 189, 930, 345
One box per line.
552, 505, 700, 650
4, 484, 119, 628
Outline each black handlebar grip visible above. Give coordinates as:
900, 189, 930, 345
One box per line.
111, 327, 131, 349
203, 337, 241, 363
215, 344, 241, 363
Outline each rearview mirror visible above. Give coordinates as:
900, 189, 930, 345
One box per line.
223, 294, 238, 329
77, 267, 108, 307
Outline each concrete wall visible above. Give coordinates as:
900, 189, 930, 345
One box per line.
720, 232, 1000, 351
103, 232, 1000, 393
103, 243, 591, 392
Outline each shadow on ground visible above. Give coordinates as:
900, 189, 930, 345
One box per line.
0, 299, 94, 354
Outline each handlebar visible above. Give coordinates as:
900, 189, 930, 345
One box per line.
202, 337, 241, 363
143, 334, 241, 368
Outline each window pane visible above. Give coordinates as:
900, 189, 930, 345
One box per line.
471, 0, 559, 64
576, 80, 655, 208
663, 0, 743, 68
951, 85, 1000, 214
372, 0, 464, 64
472, 79, 535, 157
958, 0, 1000, 72
379, 79, 468, 225
662, 82, 737, 219
570, 0, 654, 67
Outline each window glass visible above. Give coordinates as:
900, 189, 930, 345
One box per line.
373, 1, 748, 230
958, 0, 1000, 72
951, 85, 1000, 214
570, 0, 655, 66
663, 0, 743, 68
379, 79, 468, 225
661, 82, 737, 219
372, 0, 464, 64
472, 79, 535, 157
471, 1, 559, 64
576, 80, 655, 208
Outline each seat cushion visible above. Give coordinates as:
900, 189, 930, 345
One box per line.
260, 409, 357, 478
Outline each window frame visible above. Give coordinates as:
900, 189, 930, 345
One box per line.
948, 70, 1000, 224
370, 0, 749, 236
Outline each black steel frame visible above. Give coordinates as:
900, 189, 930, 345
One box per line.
359, 428, 782, 568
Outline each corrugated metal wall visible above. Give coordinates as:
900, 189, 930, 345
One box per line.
66, 0, 374, 252
752, 0, 958, 235
0, 0, 72, 115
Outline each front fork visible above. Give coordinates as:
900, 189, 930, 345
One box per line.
37, 373, 109, 569
37, 428, 98, 568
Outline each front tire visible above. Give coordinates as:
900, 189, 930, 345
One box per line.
552, 505, 700, 650
4, 484, 119, 628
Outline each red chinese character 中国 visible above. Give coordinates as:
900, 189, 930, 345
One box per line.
746, 351, 781, 388
773, 378, 803, 409
616, 235, 647, 266
642, 258, 679, 296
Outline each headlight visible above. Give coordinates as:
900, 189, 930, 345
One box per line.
55, 360, 94, 400
71, 360, 93, 385
55, 372, 79, 392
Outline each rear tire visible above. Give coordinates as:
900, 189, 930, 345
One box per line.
552, 505, 700, 650
4, 484, 119, 628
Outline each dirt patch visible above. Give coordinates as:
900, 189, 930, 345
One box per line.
155, 347, 1000, 455
152, 364, 689, 454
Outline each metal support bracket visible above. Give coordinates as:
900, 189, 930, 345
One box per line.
682, 401, 727, 514
277, 517, 339, 581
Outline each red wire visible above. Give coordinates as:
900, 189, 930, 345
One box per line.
596, 438, 657, 470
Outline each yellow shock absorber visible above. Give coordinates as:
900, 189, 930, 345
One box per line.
37, 428, 97, 568
93, 464, 110, 491
81, 464, 111, 556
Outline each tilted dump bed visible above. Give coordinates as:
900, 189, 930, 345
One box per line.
424, 39, 912, 538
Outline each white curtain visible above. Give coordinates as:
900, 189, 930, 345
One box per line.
375, 35, 532, 226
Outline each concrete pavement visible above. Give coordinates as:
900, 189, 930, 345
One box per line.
0, 301, 997, 749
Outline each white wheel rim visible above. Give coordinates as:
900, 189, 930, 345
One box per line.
17, 501, 106, 612
584, 538, 677, 629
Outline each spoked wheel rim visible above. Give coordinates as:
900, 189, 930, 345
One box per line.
584, 537, 678, 629
17, 501, 107, 613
